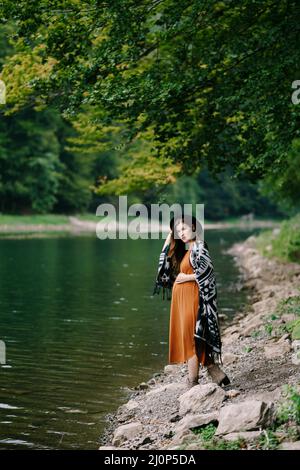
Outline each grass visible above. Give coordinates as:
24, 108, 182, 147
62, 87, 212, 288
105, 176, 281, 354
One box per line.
263, 295, 300, 340
255, 213, 300, 263
276, 385, 300, 426
0, 214, 70, 225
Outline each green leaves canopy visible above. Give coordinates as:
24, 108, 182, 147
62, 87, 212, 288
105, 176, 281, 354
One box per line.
1, 0, 300, 202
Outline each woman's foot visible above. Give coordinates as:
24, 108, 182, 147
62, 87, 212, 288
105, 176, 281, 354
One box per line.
207, 364, 230, 386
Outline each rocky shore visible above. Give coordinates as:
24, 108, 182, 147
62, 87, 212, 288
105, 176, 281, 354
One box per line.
99, 234, 300, 451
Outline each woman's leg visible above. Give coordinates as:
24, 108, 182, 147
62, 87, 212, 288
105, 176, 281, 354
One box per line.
187, 354, 199, 382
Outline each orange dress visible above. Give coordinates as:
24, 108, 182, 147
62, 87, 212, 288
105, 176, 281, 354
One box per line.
169, 247, 200, 364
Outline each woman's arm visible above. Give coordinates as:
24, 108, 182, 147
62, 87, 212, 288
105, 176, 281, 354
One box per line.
175, 273, 196, 283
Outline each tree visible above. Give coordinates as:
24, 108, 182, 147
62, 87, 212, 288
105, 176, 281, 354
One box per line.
1, 1, 300, 205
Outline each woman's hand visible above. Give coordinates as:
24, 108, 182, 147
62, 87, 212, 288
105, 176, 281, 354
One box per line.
175, 273, 196, 283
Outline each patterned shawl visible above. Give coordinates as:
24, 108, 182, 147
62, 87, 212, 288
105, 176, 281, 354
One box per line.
152, 239, 222, 364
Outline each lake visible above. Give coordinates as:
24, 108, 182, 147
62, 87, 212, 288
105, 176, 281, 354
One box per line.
0, 229, 261, 449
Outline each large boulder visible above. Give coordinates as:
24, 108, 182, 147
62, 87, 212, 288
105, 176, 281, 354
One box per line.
174, 412, 219, 435
278, 441, 300, 450
112, 422, 143, 446
215, 400, 274, 436
145, 382, 186, 397
179, 383, 225, 416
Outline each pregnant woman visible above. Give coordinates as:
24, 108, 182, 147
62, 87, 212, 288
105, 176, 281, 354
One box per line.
153, 214, 230, 388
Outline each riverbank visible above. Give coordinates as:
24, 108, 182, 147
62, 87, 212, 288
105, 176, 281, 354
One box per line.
99, 231, 300, 450
0, 214, 281, 237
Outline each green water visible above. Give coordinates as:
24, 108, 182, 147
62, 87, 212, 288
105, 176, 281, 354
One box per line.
0, 229, 260, 449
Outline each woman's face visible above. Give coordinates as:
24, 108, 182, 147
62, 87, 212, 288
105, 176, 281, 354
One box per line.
174, 221, 195, 243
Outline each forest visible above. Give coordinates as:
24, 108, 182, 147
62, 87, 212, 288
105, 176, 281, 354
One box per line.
0, 1, 299, 220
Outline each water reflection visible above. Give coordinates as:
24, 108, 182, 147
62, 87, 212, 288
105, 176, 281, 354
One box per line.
0, 229, 260, 449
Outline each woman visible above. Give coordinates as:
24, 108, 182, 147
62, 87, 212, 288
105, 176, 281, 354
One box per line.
153, 214, 230, 388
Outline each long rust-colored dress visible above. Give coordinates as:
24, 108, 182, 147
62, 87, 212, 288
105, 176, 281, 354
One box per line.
169, 247, 205, 365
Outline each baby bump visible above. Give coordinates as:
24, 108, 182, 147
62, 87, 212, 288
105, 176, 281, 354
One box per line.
172, 281, 199, 309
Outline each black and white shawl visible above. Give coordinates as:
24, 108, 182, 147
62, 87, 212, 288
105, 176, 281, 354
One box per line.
152, 239, 222, 364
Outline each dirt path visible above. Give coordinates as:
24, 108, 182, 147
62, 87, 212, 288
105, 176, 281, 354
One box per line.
99, 234, 300, 450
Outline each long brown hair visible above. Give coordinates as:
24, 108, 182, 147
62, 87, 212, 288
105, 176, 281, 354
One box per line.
167, 214, 202, 276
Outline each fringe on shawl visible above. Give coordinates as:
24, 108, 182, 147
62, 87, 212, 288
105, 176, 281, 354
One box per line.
152, 282, 172, 300
194, 334, 223, 366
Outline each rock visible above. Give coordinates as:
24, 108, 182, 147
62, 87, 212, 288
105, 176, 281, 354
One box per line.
291, 340, 300, 364
140, 436, 153, 445
223, 353, 238, 365
250, 387, 283, 403
185, 442, 204, 450
118, 399, 139, 418
264, 340, 291, 359
124, 400, 139, 411
169, 413, 181, 423
252, 299, 277, 316
147, 378, 156, 386
99, 446, 119, 450
225, 389, 240, 399
278, 333, 291, 343
137, 382, 149, 390
291, 351, 300, 365
174, 412, 219, 435
222, 332, 240, 346
224, 326, 240, 336
279, 441, 300, 450
179, 383, 225, 416
112, 422, 143, 446
215, 400, 274, 436
292, 340, 300, 352
146, 382, 186, 397
242, 317, 264, 336
222, 431, 262, 441
171, 430, 195, 446
164, 365, 180, 375
282, 314, 297, 323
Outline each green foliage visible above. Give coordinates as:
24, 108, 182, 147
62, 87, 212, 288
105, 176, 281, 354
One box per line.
192, 423, 217, 441
264, 323, 273, 336
191, 423, 245, 450
160, 167, 286, 220
1, 0, 300, 207
276, 295, 300, 318
251, 330, 261, 339
0, 214, 70, 225
256, 214, 300, 262
203, 437, 246, 450
276, 385, 300, 426
261, 139, 300, 206
261, 295, 300, 339
258, 430, 280, 450
291, 320, 300, 340
0, 108, 61, 213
